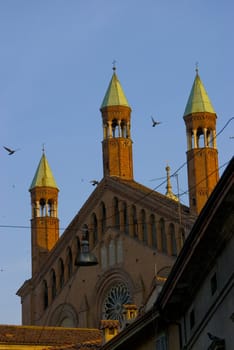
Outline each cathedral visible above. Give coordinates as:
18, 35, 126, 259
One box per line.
17, 67, 219, 329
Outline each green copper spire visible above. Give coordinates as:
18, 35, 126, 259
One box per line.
101, 69, 129, 108
184, 70, 215, 116
30, 152, 58, 190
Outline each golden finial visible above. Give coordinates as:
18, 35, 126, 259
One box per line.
165, 164, 179, 202
165, 164, 172, 193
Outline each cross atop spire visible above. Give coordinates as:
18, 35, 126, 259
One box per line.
112, 60, 117, 72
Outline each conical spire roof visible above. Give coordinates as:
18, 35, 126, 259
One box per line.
101, 70, 129, 109
29, 152, 58, 190
184, 70, 215, 116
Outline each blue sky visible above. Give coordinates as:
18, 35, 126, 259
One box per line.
1, 1, 233, 324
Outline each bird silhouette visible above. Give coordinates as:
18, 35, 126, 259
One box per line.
151, 116, 161, 127
3, 146, 20, 155
90, 180, 99, 186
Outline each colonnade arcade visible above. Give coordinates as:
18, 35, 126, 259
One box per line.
186, 127, 217, 150
32, 198, 58, 218
103, 119, 131, 139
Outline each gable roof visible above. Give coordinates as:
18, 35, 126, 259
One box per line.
66, 176, 193, 234
18, 174, 194, 299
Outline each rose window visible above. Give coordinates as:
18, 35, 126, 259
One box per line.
103, 282, 132, 324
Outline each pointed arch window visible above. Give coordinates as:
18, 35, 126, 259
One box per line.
43, 280, 48, 310
168, 223, 177, 256
91, 213, 98, 245
66, 247, 73, 279
100, 202, 106, 235
75, 236, 81, 269
123, 202, 129, 234
140, 209, 147, 243
159, 218, 167, 253
132, 205, 138, 238
51, 269, 57, 300
76, 236, 81, 253
58, 258, 65, 289
113, 197, 120, 229
150, 214, 157, 249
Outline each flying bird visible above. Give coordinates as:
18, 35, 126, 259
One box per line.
90, 180, 99, 186
151, 116, 161, 127
3, 146, 20, 155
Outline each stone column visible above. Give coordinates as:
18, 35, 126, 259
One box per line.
193, 129, 198, 148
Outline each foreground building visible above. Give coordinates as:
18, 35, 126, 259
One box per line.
99, 156, 234, 350
158, 156, 234, 349
17, 67, 219, 331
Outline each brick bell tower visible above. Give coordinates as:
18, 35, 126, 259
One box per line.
184, 68, 219, 215
100, 66, 133, 180
29, 150, 59, 276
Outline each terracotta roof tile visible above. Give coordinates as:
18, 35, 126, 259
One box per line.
123, 304, 137, 310
99, 320, 120, 329
0, 325, 102, 347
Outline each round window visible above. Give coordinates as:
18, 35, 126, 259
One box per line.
103, 282, 132, 324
